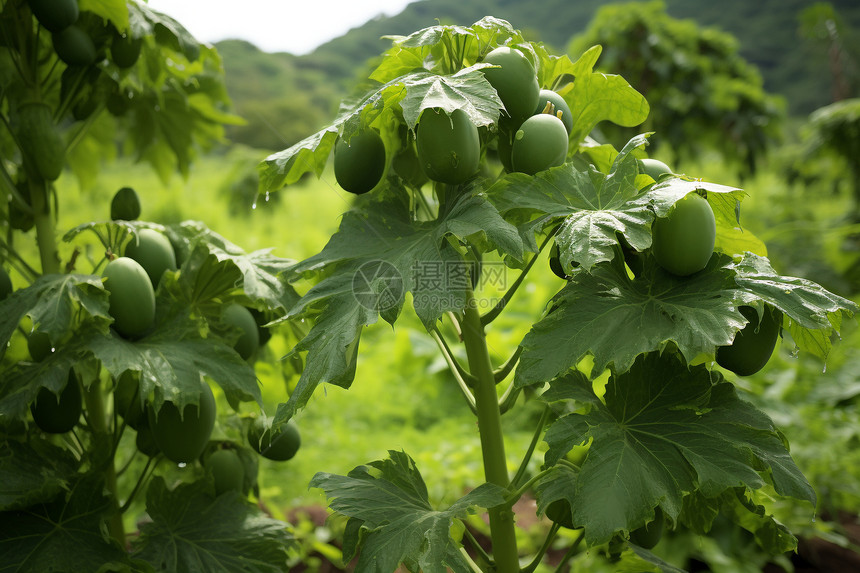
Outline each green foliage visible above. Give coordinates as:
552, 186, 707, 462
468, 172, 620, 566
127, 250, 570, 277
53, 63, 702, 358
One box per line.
570, 0, 784, 175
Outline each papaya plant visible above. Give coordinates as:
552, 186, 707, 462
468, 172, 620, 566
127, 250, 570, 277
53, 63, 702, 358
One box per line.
0, 1, 303, 570
260, 16, 858, 571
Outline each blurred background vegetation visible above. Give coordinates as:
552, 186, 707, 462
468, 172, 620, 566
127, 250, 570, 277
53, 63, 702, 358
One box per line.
39, 0, 860, 570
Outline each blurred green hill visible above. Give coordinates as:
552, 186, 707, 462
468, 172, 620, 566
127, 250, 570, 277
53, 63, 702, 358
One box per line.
216, 0, 860, 150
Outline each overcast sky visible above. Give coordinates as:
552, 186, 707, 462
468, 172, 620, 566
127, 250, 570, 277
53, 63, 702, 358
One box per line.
146, 0, 416, 55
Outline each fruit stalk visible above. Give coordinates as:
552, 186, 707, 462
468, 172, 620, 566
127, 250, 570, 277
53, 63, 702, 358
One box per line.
83, 378, 126, 546
461, 289, 519, 572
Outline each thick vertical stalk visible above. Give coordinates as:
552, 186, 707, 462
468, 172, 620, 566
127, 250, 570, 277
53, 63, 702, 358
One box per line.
29, 179, 60, 274
83, 378, 126, 547
461, 289, 519, 572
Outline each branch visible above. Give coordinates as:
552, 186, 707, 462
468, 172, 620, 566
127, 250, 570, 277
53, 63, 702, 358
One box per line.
521, 522, 561, 573
493, 346, 522, 384
480, 232, 556, 327
509, 406, 552, 490
429, 327, 477, 413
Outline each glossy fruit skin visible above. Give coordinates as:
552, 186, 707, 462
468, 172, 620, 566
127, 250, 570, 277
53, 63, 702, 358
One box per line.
207, 449, 245, 496
392, 137, 427, 189
639, 158, 673, 180
53, 25, 96, 67
111, 32, 142, 68
114, 371, 145, 429
221, 303, 259, 360
334, 130, 386, 195
482, 47, 540, 124
534, 89, 573, 135
28, 0, 79, 33
545, 499, 576, 529
0, 267, 13, 301
651, 193, 715, 276
511, 114, 569, 175
30, 370, 82, 434
549, 243, 580, 279
135, 417, 161, 457
248, 417, 301, 462
630, 507, 664, 549
110, 187, 141, 220
716, 305, 782, 376
124, 229, 177, 289
148, 381, 217, 463
103, 257, 156, 339
14, 102, 65, 181
27, 331, 54, 362
416, 108, 480, 184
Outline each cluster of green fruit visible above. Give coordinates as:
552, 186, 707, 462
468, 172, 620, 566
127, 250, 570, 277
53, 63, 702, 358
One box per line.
332, 46, 572, 195
27, 0, 141, 69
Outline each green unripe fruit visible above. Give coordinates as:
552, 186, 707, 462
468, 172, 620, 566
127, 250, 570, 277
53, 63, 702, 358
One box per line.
651, 193, 715, 276
52, 25, 96, 67
545, 499, 576, 529
27, 331, 54, 362
148, 381, 217, 464
630, 507, 664, 549
511, 113, 569, 175
248, 417, 301, 462
548, 243, 579, 279
416, 108, 480, 184
135, 417, 161, 458
716, 305, 782, 376
221, 303, 259, 361
103, 257, 156, 339
334, 130, 386, 195
111, 32, 142, 68
30, 370, 82, 434
534, 89, 573, 135
124, 229, 177, 288
207, 448, 245, 496
639, 158, 673, 180
28, 0, 79, 33
0, 267, 13, 301
14, 102, 65, 181
113, 371, 145, 429
392, 138, 427, 189
482, 47, 540, 124
110, 187, 141, 220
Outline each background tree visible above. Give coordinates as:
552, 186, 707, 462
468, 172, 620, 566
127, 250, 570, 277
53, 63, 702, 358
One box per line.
569, 0, 784, 177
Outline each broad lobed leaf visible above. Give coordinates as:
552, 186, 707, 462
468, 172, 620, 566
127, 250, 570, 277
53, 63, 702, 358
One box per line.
541, 353, 814, 546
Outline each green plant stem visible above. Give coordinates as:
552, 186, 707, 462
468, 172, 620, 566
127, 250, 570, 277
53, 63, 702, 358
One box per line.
430, 327, 477, 413
29, 179, 60, 274
460, 288, 519, 573
120, 456, 157, 514
463, 527, 494, 567
521, 522, 561, 573
510, 406, 551, 490
83, 378, 126, 546
459, 546, 485, 573
554, 533, 584, 572
493, 346, 522, 383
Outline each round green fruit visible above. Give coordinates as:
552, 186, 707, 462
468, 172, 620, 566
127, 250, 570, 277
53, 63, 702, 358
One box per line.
716, 305, 782, 376
545, 499, 576, 530
28, 0, 79, 33
110, 187, 141, 220
0, 267, 13, 301
334, 130, 386, 195
248, 417, 301, 462
14, 102, 65, 181
148, 381, 217, 463
549, 242, 579, 279
111, 31, 142, 68
53, 25, 96, 67
651, 193, 715, 277
482, 47, 540, 124
416, 108, 480, 184
392, 136, 427, 189
113, 371, 145, 429
103, 257, 156, 339
630, 507, 664, 549
221, 303, 259, 360
639, 158, 673, 180
135, 417, 161, 458
206, 448, 245, 496
28, 331, 54, 362
511, 113, 568, 175
124, 229, 177, 288
534, 89, 573, 135
30, 370, 82, 434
